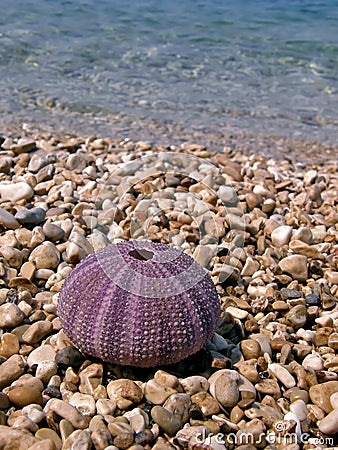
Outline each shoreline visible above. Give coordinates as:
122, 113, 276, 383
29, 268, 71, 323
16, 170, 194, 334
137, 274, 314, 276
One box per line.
1, 119, 338, 167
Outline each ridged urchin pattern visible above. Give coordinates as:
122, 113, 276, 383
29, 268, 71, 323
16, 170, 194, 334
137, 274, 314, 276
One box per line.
57, 240, 220, 367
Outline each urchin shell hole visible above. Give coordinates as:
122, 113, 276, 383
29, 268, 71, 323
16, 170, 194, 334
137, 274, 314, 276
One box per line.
129, 248, 154, 261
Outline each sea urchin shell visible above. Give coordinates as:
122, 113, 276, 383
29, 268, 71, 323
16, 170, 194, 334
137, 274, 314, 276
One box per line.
57, 240, 220, 367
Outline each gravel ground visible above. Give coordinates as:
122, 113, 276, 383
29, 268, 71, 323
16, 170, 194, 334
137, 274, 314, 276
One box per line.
0, 132, 337, 450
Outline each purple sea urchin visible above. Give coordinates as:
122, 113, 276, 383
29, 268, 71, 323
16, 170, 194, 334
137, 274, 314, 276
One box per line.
57, 240, 220, 367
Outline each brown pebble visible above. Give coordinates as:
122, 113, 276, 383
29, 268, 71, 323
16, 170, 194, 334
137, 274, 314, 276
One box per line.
0, 354, 25, 389
240, 339, 263, 359
7, 377, 44, 407
22, 320, 53, 344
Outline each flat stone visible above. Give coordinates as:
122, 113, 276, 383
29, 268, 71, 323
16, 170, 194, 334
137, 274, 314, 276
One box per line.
191, 391, 220, 416
78, 363, 103, 395
15, 207, 46, 225
11, 138, 36, 154
69, 392, 96, 416
89, 415, 113, 449
218, 185, 238, 205
0, 181, 34, 202
0, 208, 20, 229
279, 255, 308, 281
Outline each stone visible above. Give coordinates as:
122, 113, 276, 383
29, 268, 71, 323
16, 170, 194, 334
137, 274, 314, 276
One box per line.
268, 364, 296, 388
0, 156, 12, 174
255, 379, 281, 399
15, 207, 46, 225
151, 405, 182, 436
289, 399, 308, 422
318, 408, 338, 435
29, 241, 60, 269
27, 345, 56, 367
79, 363, 103, 394
271, 225, 293, 247
0, 181, 34, 202
28, 439, 57, 450
180, 376, 209, 395
0, 245, 23, 268
35, 428, 63, 449
0, 425, 39, 449
309, 381, 338, 413
293, 226, 313, 244
328, 332, 338, 350
144, 379, 176, 405
240, 339, 262, 359
20, 261, 36, 280
22, 320, 53, 344
89, 415, 113, 449
218, 185, 238, 205
22, 404, 46, 424
44, 398, 88, 429
191, 391, 220, 416
0, 303, 25, 328
325, 270, 338, 285
0, 332, 20, 358
35, 361, 58, 384
11, 138, 36, 154
285, 305, 307, 330
62, 429, 92, 450
43, 223, 65, 242
241, 256, 260, 277
279, 255, 308, 281
7, 377, 44, 407
69, 393, 96, 416
0, 208, 20, 229
107, 379, 143, 409
163, 393, 191, 423
208, 370, 240, 408
56, 346, 84, 368
154, 370, 180, 390
302, 353, 324, 371
96, 398, 116, 416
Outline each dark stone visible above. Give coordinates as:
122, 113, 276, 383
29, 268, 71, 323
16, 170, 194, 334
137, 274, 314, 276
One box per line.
55, 346, 84, 368
305, 293, 320, 306
15, 207, 46, 225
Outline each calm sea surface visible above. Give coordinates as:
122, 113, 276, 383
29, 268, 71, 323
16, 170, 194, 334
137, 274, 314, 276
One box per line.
1, 0, 337, 146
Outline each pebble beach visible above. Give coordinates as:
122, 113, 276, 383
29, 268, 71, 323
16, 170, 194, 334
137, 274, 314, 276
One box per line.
0, 131, 338, 450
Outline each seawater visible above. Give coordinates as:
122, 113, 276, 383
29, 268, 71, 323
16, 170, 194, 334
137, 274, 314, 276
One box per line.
1, 0, 337, 145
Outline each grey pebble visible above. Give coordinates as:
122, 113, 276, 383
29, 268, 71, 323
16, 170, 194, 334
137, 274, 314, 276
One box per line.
15, 207, 46, 225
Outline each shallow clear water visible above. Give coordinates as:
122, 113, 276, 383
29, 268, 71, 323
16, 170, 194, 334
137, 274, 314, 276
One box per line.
1, 0, 338, 145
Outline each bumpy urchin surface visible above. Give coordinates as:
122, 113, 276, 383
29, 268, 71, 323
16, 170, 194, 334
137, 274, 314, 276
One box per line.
57, 240, 220, 367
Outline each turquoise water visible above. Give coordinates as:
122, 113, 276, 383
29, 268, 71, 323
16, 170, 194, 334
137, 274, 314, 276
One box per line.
1, 0, 337, 144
